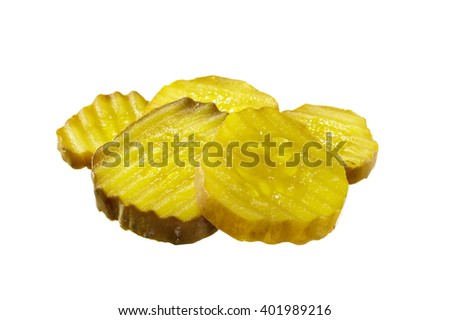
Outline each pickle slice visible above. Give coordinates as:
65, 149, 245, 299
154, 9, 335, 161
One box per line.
196, 107, 349, 245
284, 104, 378, 184
148, 75, 278, 112
57, 91, 149, 169
92, 98, 227, 244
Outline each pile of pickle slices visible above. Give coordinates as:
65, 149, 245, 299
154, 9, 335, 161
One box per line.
57, 76, 378, 245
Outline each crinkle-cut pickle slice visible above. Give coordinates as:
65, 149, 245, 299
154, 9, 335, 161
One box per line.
284, 104, 378, 184
148, 75, 278, 112
92, 98, 228, 244
57, 91, 150, 169
196, 107, 349, 245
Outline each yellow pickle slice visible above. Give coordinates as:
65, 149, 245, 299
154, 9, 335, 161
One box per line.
57, 92, 149, 169
148, 75, 279, 112
92, 98, 227, 244
284, 104, 378, 184
196, 107, 349, 244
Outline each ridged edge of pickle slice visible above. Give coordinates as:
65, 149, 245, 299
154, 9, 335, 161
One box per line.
94, 188, 217, 244
148, 75, 279, 112
196, 107, 349, 245
284, 104, 378, 184
92, 98, 227, 244
57, 91, 149, 169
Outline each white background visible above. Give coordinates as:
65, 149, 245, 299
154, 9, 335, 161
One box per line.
1, 1, 449, 319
